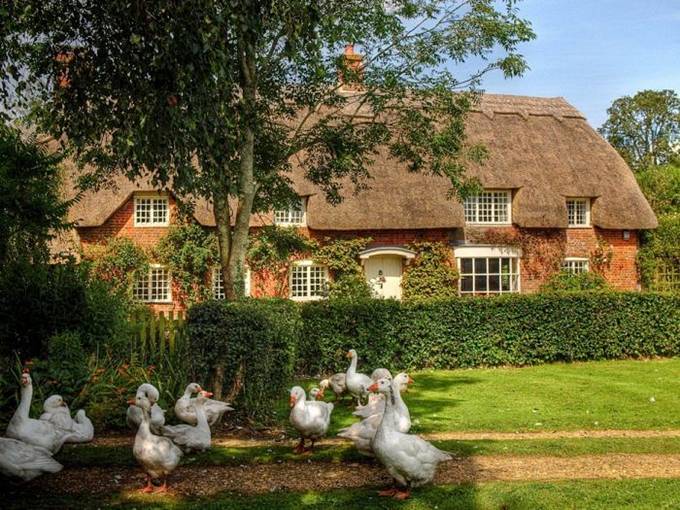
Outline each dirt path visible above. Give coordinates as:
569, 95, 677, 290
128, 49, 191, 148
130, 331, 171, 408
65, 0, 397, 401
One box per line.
14, 453, 680, 498
89, 429, 680, 448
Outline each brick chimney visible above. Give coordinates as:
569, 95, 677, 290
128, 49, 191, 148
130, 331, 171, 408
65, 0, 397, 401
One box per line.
339, 44, 364, 91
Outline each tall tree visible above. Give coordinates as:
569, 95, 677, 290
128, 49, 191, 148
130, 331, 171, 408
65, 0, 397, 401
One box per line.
599, 89, 680, 172
0, 124, 75, 265
2, 0, 534, 298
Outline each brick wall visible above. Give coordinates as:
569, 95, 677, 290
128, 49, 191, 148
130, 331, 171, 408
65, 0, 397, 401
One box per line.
76, 195, 641, 309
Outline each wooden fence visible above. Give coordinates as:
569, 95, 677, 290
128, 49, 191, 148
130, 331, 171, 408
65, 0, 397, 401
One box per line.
130, 310, 188, 364
652, 261, 680, 292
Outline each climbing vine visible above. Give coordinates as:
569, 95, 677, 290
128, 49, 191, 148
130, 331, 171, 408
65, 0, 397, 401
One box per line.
468, 228, 567, 279
589, 236, 614, 274
154, 223, 219, 305
247, 226, 316, 297
314, 237, 373, 300
401, 242, 459, 301
85, 237, 149, 298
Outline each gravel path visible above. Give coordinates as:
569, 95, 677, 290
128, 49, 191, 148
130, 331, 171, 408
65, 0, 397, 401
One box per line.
88, 428, 680, 448
13, 453, 680, 498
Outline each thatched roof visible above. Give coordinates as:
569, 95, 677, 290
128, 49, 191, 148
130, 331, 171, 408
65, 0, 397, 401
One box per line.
64, 93, 657, 231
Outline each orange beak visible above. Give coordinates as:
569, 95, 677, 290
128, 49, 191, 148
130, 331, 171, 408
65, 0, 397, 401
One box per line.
346, 351, 352, 358
202, 391, 214, 398
407, 376, 414, 385
367, 383, 378, 393
316, 391, 324, 400
127, 398, 136, 406
289, 395, 297, 407
197, 386, 203, 392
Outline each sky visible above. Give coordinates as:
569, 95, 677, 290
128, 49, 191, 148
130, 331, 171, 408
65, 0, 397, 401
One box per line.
468, 0, 680, 128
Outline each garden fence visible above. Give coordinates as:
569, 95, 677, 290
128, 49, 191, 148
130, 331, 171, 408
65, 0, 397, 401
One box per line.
130, 310, 187, 364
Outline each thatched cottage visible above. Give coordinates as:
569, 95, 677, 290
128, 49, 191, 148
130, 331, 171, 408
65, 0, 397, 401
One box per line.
56, 94, 657, 311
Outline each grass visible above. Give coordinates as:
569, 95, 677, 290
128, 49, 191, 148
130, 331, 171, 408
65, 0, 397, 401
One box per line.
280, 358, 680, 434
58, 436, 680, 468
8, 479, 680, 509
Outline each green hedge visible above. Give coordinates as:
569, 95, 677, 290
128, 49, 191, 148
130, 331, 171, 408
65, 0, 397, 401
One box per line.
297, 293, 680, 375
186, 298, 299, 422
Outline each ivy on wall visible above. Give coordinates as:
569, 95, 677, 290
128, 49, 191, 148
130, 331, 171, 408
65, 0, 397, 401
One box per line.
314, 237, 373, 300
154, 223, 219, 305
247, 226, 316, 297
85, 237, 149, 298
401, 242, 459, 301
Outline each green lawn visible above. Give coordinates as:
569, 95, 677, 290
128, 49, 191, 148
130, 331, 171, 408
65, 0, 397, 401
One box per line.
9, 479, 680, 509
284, 358, 680, 434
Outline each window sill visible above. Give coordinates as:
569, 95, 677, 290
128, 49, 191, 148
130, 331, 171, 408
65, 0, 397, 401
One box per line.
567, 225, 591, 229
133, 223, 170, 228
465, 222, 513, 227
289, 296, 324, 302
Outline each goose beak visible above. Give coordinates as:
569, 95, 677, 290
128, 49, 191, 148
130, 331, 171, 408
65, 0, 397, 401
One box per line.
346, 351, 352, 358
367, 383, 378, 393
316, 391, 324, 400
127, 398, 136, 406
202, 391, 214, 398
289, 395, 297, 407
407, 376, 414, 385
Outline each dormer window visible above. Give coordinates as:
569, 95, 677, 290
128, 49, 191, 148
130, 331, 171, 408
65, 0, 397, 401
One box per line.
566, 198, 590, 227
463, 190, 511, 225
134, 194, 169, 227
274, 197, 306, 226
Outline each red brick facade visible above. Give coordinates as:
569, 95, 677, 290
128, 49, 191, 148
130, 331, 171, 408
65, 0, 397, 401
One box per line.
75, 193, 642, 310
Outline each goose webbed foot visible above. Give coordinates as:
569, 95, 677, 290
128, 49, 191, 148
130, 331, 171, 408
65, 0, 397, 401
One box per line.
393, 489, 411, 500
140, 476, 154, 493
154, 479, 169, 493
378, 487, 398, 497
293, 439, 306, 454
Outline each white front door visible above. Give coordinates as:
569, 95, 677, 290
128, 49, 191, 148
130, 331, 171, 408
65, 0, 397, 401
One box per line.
364, 255, 404, 299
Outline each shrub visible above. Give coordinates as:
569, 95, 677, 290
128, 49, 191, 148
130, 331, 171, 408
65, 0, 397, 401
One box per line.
187, 299, 299, 422
402, 242, 459, 301
638, 214, 680, 292
314, 237, 373, 300
540, 271, 609, 293
45, 331, 89, 400
298, 293, 680, 374
86, 237, 149, 297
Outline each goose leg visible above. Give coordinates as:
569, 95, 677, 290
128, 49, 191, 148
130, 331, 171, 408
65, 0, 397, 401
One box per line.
393, 489, 411, 500
155, 479, 169, 493
140, 475, 154, 493
378, 487, 398, 497
294, 438, 305, 454
307, 439, 316, 452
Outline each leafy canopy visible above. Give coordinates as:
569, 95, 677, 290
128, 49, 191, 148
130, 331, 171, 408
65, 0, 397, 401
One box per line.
599, 90, 680, 172
2, 0, 535, 296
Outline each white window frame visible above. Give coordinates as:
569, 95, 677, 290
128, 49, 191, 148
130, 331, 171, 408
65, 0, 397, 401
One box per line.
133, 264, 172, 303
562, 257, 589, 274
463, 190, 512, 225
454, 245, 521, 296
212, 266, 251, 299
274, 197, 306, 226
566, 198, 591, 228
134, 194, 170, 227
289, 260, 328, 301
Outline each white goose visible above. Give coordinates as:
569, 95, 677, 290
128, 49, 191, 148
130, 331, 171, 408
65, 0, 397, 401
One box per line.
289, 386, 334, 453
354, 373, 413, 419
0, 438, 63, 481
5, 370, 73, 454
344, 349, 373, 404
309, 387, 324, 401
40, 395, 94, 443
338, 373, 413, 456
130, 393, 182, 493
162, 390, 212, 453
174, 383, 234, 426
369, 378, 451, 500
319, 373, 347, 401
371, 368, 392, 382
127, 383, 166, 434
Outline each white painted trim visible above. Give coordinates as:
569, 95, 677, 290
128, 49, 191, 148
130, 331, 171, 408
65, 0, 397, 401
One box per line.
133, 193, 170, 227
566, 198, 591, 228
453, 245, 522, 258
273, 197, 306, 226
359, 246, 416, 261
134, 264, 173, 303
289, 261, 328, 301
463, 189, 512, 225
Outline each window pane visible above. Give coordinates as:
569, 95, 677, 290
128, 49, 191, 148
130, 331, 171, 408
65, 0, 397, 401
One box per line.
460, 275, 473, 292
500, 258, 511, 273
474, 275, 487, 292
501, 274, 511, 291
461, 258, 473, 274
474, 258, 487, 273
488, 274, 500, 291
488, 258, 500, 273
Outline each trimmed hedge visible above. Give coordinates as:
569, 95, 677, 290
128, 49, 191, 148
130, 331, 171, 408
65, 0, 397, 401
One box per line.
187, 298, 299, 422
297, 293, 680, 375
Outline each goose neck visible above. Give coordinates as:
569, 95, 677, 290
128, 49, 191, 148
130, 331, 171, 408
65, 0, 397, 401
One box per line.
17, 383, 32, 418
